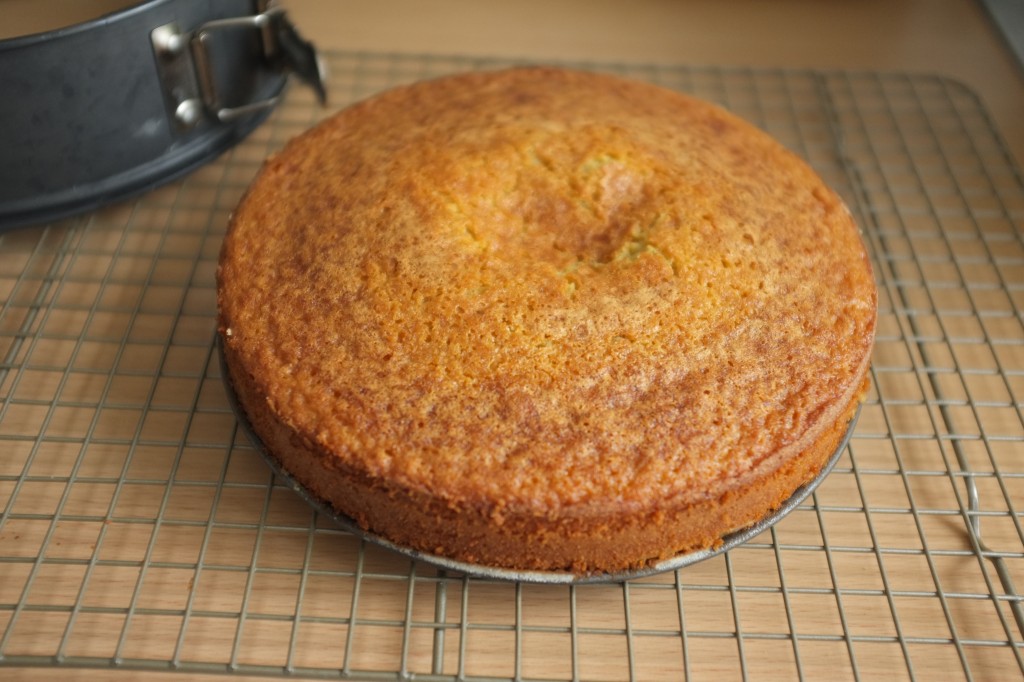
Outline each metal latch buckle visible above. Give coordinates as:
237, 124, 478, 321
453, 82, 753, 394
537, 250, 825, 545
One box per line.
151, 1, 325, 130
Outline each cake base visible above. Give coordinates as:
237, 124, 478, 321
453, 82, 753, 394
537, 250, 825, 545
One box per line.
218, 336, 857, 584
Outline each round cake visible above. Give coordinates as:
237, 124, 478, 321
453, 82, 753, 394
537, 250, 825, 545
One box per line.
217, 67, 877, 574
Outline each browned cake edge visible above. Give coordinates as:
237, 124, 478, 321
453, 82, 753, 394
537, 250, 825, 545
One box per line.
221, 333, 871, 574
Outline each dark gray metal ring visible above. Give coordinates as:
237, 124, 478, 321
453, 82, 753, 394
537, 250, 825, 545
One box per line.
0, 0, 312, 231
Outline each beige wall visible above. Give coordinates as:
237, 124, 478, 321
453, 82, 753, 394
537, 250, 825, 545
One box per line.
283, 0, 1024, 166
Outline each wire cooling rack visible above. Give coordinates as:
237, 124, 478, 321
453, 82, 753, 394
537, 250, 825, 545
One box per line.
1, 51, 1022, 681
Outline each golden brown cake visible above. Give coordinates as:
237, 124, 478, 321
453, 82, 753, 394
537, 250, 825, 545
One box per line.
217, 67, 877, 574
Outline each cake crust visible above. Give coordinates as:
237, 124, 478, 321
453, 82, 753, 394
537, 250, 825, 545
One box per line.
218, 67, 877, 574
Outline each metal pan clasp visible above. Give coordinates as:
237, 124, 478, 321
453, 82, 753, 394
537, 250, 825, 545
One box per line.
151, 1, 325, 130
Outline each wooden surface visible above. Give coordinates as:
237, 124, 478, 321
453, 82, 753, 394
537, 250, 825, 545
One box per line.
2, 1, 1023, 681
283, 0, 1024, 168
2, 0, 1020, 163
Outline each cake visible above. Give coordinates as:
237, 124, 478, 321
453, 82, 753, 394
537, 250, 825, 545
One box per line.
217, 67, 876, 574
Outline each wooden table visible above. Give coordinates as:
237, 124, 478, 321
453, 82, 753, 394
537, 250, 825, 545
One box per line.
285, 0, 1024, 167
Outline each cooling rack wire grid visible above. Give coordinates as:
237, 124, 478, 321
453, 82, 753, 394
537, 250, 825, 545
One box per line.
0, 52, 1022, 681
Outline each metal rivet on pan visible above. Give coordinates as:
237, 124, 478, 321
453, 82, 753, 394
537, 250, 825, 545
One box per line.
151, 23, 186, 57
175, 99, 203, 127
